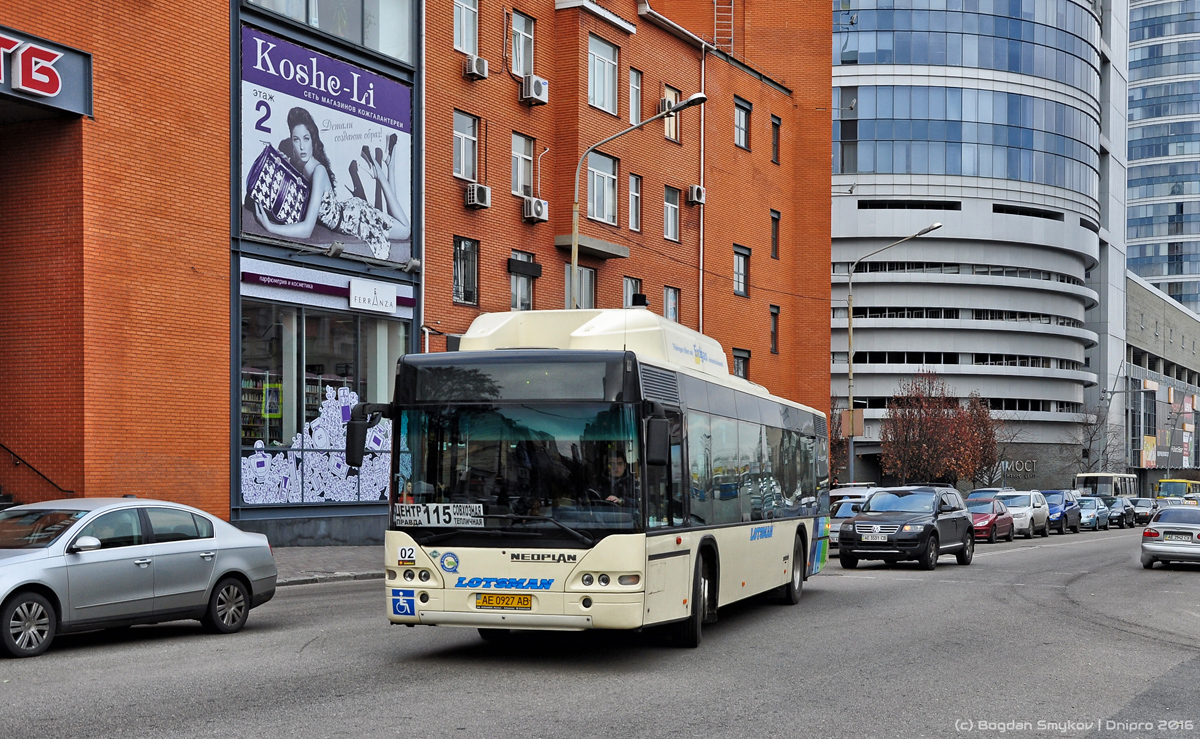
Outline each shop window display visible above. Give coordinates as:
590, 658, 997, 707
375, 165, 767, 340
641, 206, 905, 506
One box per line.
240, 300, 408, 504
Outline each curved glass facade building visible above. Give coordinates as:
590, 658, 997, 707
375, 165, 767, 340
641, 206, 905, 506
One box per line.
1128, 0, 1200, 311
832, 0, 1128, 488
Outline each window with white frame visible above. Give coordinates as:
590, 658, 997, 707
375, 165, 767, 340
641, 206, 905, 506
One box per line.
664, 286, 680, 321
564, 264, 596, 309
588, 152, 618, 225
454, 0, 478, 55
734, 97, 751, 149
663, 85, 680, 141
629, 174, 642, 231
511, 133, 534, 196
629, 68, 642, 124
454, 236, 479, 305
511, 250, 534, 310
588, 35, 618, 114
623, 277, 642, 307
512, 11, 534, 76
664, 186, 680, 241
453, 111, 478, 181
734, 246, 750, 295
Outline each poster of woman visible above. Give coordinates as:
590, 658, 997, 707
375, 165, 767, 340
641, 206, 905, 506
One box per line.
239, 27, 412, 265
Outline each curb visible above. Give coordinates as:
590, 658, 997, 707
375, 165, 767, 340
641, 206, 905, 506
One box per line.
278, 571, 384, 587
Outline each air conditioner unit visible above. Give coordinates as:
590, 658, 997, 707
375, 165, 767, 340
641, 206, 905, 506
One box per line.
523, 196, 549, 222
465, 183, 491, 209
657, 98, 674, 115
687, 185, 706, 205
463, 55, 488, 80
520, 75, 549, 105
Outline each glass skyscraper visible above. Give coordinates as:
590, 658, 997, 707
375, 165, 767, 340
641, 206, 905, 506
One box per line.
831, 0, 1129, 488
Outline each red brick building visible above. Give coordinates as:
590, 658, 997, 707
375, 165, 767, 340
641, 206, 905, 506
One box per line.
423, 0, 830, 408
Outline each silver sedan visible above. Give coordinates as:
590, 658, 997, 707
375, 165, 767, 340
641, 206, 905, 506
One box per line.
0, 498, 277, 657
1141, 506, 1200, 569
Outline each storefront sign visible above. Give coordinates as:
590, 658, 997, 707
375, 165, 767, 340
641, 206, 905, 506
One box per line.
239, 26, 413, 265
0, 26, 92, 116
350, 279, 397, 313
241, 271, 349, 297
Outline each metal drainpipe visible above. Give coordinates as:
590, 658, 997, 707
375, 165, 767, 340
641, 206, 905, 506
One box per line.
698, 46, 706, 333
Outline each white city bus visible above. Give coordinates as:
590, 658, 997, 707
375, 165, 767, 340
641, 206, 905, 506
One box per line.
1074, 473, 1139, 498
346, 309, 830, 647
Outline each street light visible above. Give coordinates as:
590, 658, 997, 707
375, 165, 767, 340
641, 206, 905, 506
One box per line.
569, 91, 707, 309
844, 222, 942, 483
1165, 408, 1196, 480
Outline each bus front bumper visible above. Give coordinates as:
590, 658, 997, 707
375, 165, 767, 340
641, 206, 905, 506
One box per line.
418, 611, 594, 630
388, 588, 645, 630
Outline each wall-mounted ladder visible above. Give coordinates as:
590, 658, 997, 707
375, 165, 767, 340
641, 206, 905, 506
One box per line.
714, 0, 734, 52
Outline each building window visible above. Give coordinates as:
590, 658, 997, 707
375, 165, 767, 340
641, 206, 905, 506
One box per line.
770, 210, 780, 259
664, 286, 680, 321
770, 305, 780, 354
587, 152, 618, 225
629, 69, 642, 124
771, 115, 781, 163
512, 11, 534, 76
734, 246, 750, 296
565, 264, 596, 309
454, 0, 478, 55
511, 250, 534, 310
250, 0, 415, 63
453, 111, 478, 181
623, 277, 642, 307
453, 236, 479, 305
664, 186, 680, 241
588, 35, 618, 115
629, 174, 642, 231
732, 348, 750, 379
734, 97, 751, 150
511, 133, 534, 196
663, 85, 680, 141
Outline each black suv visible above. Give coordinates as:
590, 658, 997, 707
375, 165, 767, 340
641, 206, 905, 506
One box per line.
837, 487, 974, 570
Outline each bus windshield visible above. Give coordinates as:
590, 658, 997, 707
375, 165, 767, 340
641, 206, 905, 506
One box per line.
397, 403, 641, 541
1158, 481, 1189, 497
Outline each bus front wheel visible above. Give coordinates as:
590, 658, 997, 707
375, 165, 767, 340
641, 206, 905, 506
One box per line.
672, 557, 707, 648
780, 535, 805, 605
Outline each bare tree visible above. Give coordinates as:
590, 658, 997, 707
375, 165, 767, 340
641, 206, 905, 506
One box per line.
829, 395, 847, 484
1071, 404, 1127, 474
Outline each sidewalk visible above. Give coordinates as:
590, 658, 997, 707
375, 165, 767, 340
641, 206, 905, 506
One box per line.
273, 546, 384, 587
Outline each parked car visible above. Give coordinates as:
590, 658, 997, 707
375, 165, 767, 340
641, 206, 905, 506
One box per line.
1159, 497, 1187, 507
994, 491, 1051, 539
1132, 498, 1157, 525
0, 498, 277, 658
837, 486, 974, 570
1141, 506, 1200, 569
966, 487, 1016, 500
828, 497, 868, 548
967, 498, 1014, 543
1041, 490, 1082, 534
1078, 497, 1110, 531
1102, 497, 1136, 529
830, 487, 883, 509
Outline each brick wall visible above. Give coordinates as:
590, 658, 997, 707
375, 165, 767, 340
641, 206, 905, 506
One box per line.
0, 5, 232, 514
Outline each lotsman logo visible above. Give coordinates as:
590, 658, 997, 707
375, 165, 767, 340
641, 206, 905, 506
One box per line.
454, 577, 553, 590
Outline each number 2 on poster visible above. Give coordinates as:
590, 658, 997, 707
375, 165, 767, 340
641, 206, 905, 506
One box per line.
255, 100, 271, 132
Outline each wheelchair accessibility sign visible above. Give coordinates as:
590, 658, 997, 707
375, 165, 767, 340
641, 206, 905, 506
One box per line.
391, 589, 415, 617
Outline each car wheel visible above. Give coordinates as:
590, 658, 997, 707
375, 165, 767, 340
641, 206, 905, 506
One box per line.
672, 556, 707, 648
781, 536, 805, 605
1006, 525, 1014, 542
839, 553, 858, 569
478, 628, 510, 641
988, 526, 996, 544
920, 534, 939, 571
1041, 521, 1051, 537
201, 578, 250, 634
1141, 555, 1155, 570
1058, 520, 1067, 535
1072, 521, 1080, 534
1025, 524, 1034, 540
2, 592, 56, 658
956, 532, 974, 566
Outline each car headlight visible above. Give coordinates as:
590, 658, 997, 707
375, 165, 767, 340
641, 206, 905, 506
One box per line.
901, 523, 923, 532
1050, 512, 1061, 519
840, 523, 854, 531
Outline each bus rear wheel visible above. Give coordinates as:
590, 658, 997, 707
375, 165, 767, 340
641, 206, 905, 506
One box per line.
672, 556, 707, 648
780, 535, 805, 605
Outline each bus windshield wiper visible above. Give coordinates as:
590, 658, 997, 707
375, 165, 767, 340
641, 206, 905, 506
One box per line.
486, 514, 595, 546
412, 528, 541, 545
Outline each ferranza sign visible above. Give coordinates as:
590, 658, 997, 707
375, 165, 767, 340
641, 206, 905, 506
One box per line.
0, 26, 92, 116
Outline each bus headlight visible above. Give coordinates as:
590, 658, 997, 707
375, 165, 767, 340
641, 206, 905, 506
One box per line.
598, 574, 611, 586
418, 570, 431, 582
403, 569, 415, 581
582, 574, 594, 586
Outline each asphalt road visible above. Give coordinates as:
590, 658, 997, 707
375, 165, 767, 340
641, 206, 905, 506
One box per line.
2, 527, 1198, 739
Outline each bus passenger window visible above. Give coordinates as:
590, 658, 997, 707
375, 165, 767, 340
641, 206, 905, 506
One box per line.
688, 412, 712, 525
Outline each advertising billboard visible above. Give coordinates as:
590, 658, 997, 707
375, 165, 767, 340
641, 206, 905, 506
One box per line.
239, 26, 412, 265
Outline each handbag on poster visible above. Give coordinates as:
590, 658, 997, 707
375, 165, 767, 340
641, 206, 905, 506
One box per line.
245, 143, 311, 224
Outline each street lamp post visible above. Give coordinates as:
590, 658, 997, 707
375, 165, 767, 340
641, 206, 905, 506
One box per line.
570, 91, 707, 309
845, 222, 942, 483
1165, 408, 1196, 480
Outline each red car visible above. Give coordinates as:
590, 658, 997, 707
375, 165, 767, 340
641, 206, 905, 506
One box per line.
968, 498, 1015, 543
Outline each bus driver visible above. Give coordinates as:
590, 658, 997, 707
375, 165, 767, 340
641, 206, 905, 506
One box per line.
604, 450, 637, 505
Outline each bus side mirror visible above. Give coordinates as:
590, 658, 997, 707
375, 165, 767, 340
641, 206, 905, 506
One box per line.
646, 417, 669, 466
345, 403, 390, 468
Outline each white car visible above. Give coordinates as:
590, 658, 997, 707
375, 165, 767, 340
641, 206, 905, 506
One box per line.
994, 491, 1051, 538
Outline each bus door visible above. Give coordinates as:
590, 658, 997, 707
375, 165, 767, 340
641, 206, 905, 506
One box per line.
645, 411, 690, 626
